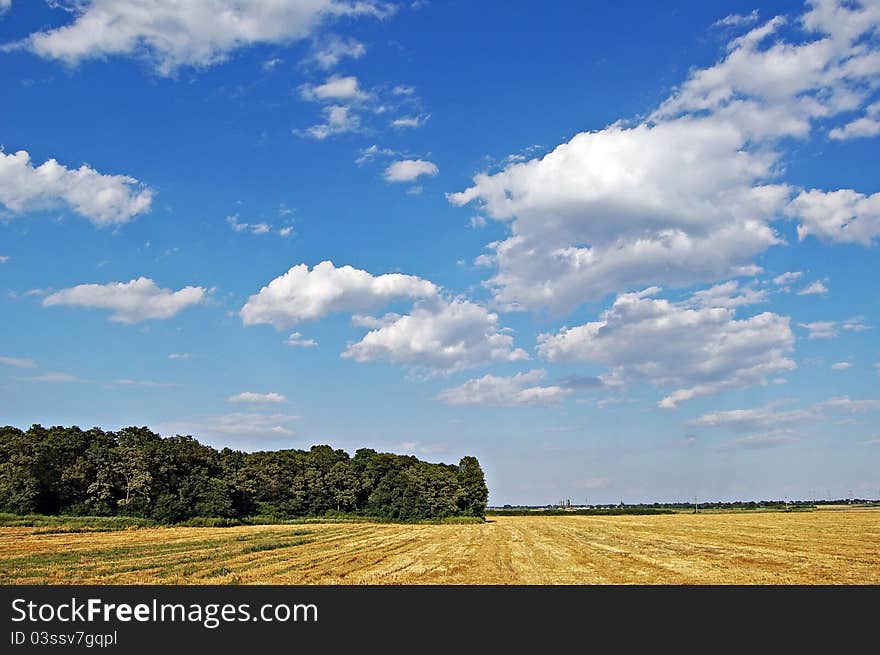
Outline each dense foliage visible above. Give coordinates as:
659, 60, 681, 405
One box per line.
0, 424, 488, 522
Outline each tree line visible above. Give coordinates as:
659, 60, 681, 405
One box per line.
0, 424, 488, 522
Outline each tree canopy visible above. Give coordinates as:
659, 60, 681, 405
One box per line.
0, 424, 488, 522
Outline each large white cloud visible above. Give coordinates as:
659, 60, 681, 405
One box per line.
437, 369, 571, 407
10, 0, 389, 75
449, 0, 880, 313
537, 287, 796, 408
43, 277, 206, 323
342, 297, 529, 375
240, 260, 438, 329
0, 149, 153, 226
787, 188, 880, 245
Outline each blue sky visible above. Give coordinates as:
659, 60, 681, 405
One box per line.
1, 0, 878, 505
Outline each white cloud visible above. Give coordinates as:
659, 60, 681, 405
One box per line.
161, 412, 299, 440
19, 371, 82, 383
437, 369, 572, 407
842, 317, 869, 332
712, 10, 760, 29
0, 0, 10, 15
537, 287, 795, 409
689, 401, 815, 432
687, 280, 768, 308
342, 297, 529, 375
0, 149, 153, 226
449, 1, 880, 313
829, 102, 880, 140
299, 75, 368, 102
797, 280, 829, 295
240, 260, 438, 329
0, 356, 37, 368
112, 379, 177, 387
355, 144, 400, 166
798, 317, 867, 338
716, 432, 800, 451
831, 361, 853, 370
449, 118, 786, 313
787, 189, 880, 245
167, 353, 192, 360
11, 0, 388, 75
287, 332, 318, 348
226, 214, 291, 237
384, 159, 439, 183
308, 34, 365, 69
817, 396, 880, 413
43, 277, 206, 323
391, 114, 429, 129
262, 57, 283, 71
691, 395, 880, 445
0, 255, 8, 263
227, 391, 287, 404
772, 271, 802, 286
296, 104, 361, 139
798, 320, 838, 339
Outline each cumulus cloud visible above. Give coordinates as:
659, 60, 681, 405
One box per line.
687, 280, 768, 309
240, 260, 438, 329
287, 332, 318, 348
0, 149, 153, 226
342, 297, 529, 375
296, 104, 361, 139
772, 271, 802, 286
43, 277, 206, 323
787, 189, 880, 245
9, 0, 389, 75
227, 391, 287, 404
449, 1, 880, 313
384, 159, 439, 183
299, 75, 368, 102
797, 280, 829, 295
831, 361, 853, 370
829, 101, 880, 140
308, 34, 365, 69
0, 356, 37, 368
537, 287, 795, 408
437, 369, 572, 407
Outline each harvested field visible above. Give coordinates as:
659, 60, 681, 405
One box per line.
1, 511, 878, 584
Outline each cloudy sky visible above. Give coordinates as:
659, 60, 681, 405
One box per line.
1, 0, 879, 505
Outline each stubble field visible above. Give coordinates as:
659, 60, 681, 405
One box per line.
1, 511, 878, 585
